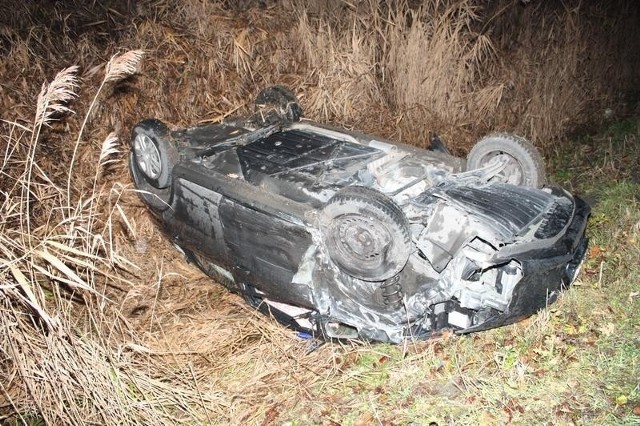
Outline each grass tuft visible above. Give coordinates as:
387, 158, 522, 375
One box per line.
34, 66, 80, 128
104, 50, 145, 83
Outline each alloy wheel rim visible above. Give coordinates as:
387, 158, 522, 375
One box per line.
134, 134, 162, 180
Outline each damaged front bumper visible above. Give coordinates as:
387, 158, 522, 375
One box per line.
460, 195, 590, 333
408, 192, 590, 340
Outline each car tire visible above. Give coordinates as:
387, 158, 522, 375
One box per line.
254, 85, 303, 122
130, 119, 178, 211
466, 133, 546, 188
321, 186, 411, 282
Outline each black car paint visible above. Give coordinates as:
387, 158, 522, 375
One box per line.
131, 115, 590, 343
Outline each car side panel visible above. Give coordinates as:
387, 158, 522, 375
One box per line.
166, 179, 227, 261
218, 199, 315, 307
166, 163, 316, 307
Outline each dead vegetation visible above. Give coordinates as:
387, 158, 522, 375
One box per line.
1, 0, 639, 424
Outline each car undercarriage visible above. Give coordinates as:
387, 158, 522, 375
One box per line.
129, 86, 590, 343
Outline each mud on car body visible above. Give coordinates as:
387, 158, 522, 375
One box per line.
130, 86, 589, 343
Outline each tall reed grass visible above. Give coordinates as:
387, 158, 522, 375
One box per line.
0, 51, 210, 425
288, 0, 639, 148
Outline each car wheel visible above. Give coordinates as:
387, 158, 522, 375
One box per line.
254, 85, 303, 122
130, 119, 178, 211
321, 186, 411, 282
466, 133, 546, 188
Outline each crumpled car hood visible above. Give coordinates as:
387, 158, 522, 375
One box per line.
440, 183, 567, 240
413, 183, 575, 275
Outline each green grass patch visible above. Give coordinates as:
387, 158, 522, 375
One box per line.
604, 119, 637, 138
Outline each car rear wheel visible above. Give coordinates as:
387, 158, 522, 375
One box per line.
254, 85, 303, 122
321, 186, 411, 282
466, 133, 546, 188
130, 119, 178, 211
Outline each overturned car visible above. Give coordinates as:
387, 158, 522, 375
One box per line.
130, 86, 589, 343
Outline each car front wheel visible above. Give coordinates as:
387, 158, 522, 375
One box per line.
321, 186, 411, 282
466, 133, 546, 188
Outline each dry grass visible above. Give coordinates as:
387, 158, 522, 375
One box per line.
384, 3, 497, 120
0, 50, 217, 424
1, 0, 639, 424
